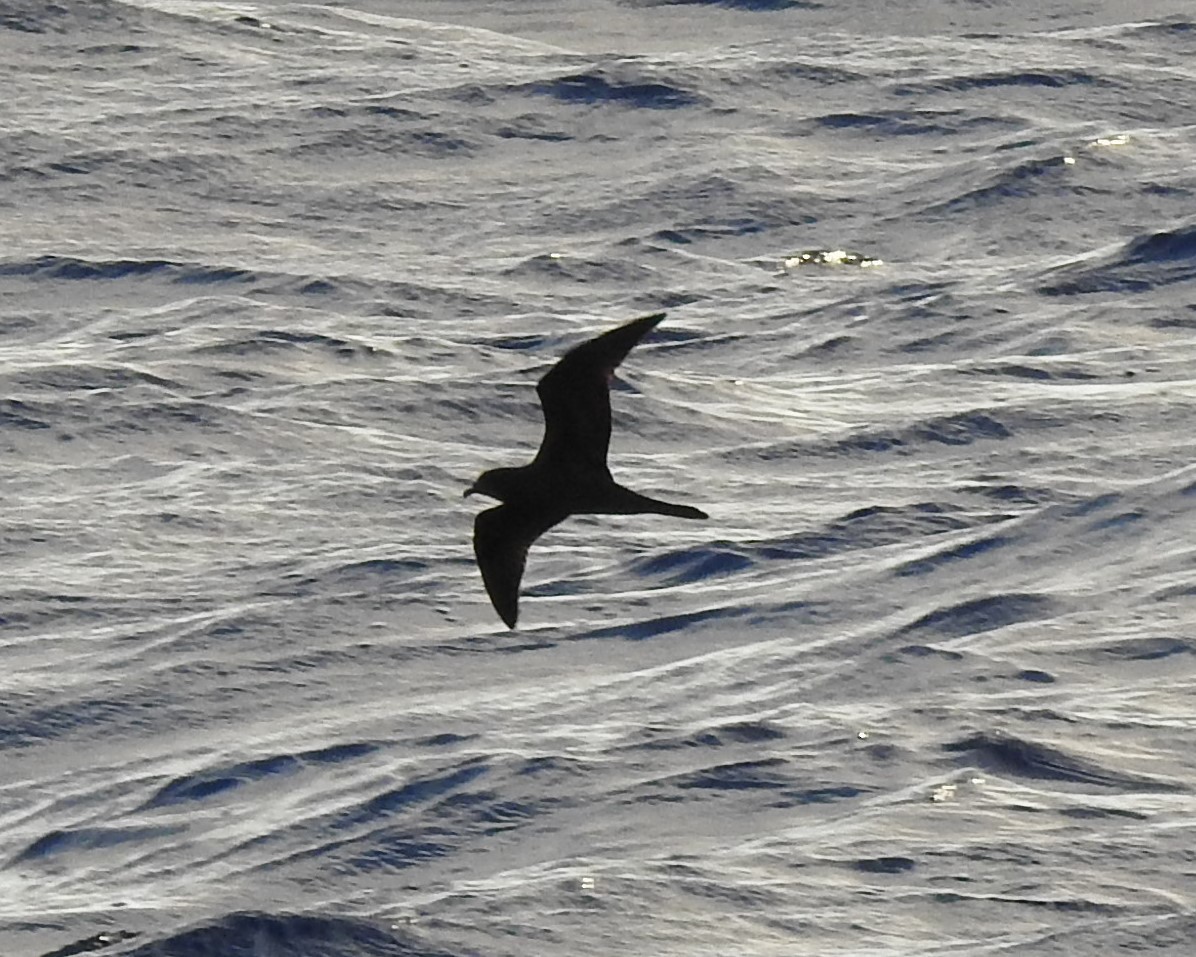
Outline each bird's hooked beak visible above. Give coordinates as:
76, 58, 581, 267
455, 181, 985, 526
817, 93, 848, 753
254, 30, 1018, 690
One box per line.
463, 484, 478, 498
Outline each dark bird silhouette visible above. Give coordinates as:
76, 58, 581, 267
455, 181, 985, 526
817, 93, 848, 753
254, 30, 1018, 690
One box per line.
466, 312, 707, 628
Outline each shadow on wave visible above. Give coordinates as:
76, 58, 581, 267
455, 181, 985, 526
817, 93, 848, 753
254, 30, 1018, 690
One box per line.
894, 534, 1011, 577
565, 598, 827, 641
628, 501, 986, 592
892, 67, 1112, 96
920, 153, 1094, 215
0, 0, 137, 35
175, 754, 558, 876
956, 361, 1099, 381
622, 755, 867, 807
140, 741, 381, 810
102, 911, 462, 957
725, 409, 1032, 465
0, 254, 254, 285
943, 731, 1184, 792
0, 398, 54, 430
1039, 221, 1196, 295
8, 363, 183, 394
11, 824, 185, 865
575, 604, 751, 641
500, 251, 659, 285
897, 592, 1059, 639
629, 719, 787, 751
528, 168, 823, 240
191, 328, 391, 361
1083, 635, 1194, 662
37, 930, 140, 957
518, 68, 708, 110
0, 255, 501, 316
621, 0, 819, 9
809, 108, 1019, 138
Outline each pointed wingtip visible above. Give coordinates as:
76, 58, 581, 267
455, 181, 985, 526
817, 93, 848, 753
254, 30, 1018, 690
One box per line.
486, 581, 520, 629
634, 311, 667, 331
613, 312, 667, 338
473, 506, 526, 630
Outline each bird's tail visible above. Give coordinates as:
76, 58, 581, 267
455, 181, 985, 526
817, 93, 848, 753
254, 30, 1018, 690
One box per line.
603, 485, 708, 519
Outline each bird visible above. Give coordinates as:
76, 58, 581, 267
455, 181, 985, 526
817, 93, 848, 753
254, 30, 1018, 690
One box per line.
465, 312, 707, 628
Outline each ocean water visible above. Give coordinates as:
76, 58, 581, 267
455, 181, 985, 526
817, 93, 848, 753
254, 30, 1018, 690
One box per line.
3, 0, 1196, 953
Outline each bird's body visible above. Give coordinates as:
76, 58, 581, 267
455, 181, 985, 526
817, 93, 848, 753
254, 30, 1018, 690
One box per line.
466, 312, 707, 628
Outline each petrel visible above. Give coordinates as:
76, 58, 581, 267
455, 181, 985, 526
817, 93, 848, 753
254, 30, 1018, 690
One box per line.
466, 312, 708, 628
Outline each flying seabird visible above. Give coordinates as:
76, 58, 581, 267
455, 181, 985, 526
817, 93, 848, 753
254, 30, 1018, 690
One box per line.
466, 312, 708, 628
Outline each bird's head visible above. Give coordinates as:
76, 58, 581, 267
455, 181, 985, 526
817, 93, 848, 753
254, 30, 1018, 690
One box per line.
464, 467, 521, 503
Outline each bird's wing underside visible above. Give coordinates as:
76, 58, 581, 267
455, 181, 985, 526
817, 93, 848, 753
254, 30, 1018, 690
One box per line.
473, 503, 568, 629
533, 312, 666, 470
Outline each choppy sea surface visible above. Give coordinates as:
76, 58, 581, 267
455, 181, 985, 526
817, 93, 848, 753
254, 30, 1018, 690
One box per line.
4, 0, 1196, 954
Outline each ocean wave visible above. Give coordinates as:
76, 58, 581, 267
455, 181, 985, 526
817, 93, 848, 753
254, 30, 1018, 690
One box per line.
0, 255, 254, 285
1040, 222, 1196, 295
942, 731, 1184, 791
5, 2, 1196, 953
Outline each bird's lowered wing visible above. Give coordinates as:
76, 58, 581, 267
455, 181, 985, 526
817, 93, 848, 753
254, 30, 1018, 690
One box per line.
473, 503, 567, 628
533, 312, 666, 470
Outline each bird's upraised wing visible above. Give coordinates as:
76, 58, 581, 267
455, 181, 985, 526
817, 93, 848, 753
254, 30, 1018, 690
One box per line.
473, 503, 567, 628
533, 312, 666, 470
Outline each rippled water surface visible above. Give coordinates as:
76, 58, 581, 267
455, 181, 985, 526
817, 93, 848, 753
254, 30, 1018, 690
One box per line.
4, 1, 1196, 954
